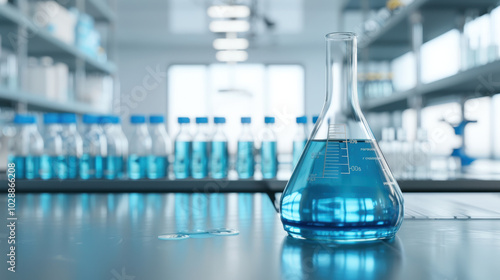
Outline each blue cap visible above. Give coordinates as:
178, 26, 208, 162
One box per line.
312, 115, 319, 123
130, 115, 146, 124
265, 117, 275, 124
14, 114, 36, 124
43, 113, 59, 124
111, 116, 121, 124
241, 117, 251, 124
178, 117, 190, 124
214, 117, 226, 124
99, 115, 114, 124
60, 113, 77, 124
196, 117, 208, 124
150, 115, 164, 124
83, 114, 99, 124
296, 116, 307, 124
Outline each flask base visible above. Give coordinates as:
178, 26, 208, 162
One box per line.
283, 224, 398, 243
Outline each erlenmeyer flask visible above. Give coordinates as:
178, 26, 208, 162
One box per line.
280, 32, 404, 242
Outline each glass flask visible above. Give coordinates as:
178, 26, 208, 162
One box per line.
280, 32, 404, 242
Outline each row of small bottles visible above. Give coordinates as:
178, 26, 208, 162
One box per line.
378, 127, 431, 180
9, 113, 316, 180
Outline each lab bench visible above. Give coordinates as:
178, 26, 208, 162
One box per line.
1, 192, 500, 279
1, 178, 499, 193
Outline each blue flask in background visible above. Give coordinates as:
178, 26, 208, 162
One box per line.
210, 117, 228, 179
148, 115, 170, 179
9, 115, 43, 179
40, 113, 64, 180
191, 117, 210, 179
128, 115, 152, 179
174, 117, 191, 179
236, 117, 254, 179
261, 116, 278, 179
101, 116, 123, 180
60, 114, 82, 179
292, 116, 308, 169
81, 114, 107, 179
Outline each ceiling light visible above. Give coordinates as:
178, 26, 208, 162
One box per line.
207, 5, 250, 18
213, 38, 249, 50
216, 51, 248, 62
209, 20, 250, 33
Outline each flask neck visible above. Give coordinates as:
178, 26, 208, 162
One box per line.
325, 33, 358, 122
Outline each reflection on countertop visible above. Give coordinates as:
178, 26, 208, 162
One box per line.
281, 237, 403, 280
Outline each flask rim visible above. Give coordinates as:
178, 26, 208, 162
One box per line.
325, 32, 356, 41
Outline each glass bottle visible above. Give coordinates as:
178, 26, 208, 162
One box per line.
280, 32, 404, 242
9, 114, 43, 179
81, 114, 107, 179
148, 115, 170, 179
191, 117, 210, 179
112, 116, 128, 178
128, 115, 152, 180
40, 113, 64, 180
210, 117, 228, 179
60, 113, 82, 179
292, 116, 308, 169
174, 117, 192, 179
101, 115, 121, 180
236, 117, 254, 179
261, 116, 278, 179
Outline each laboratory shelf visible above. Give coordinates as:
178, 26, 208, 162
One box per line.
0, 4, 116, 74
65, 0, 117, 23
2, 178, 499, 193
340, 0, 387, 11
362, 59, 500, 111
0, 87, 108, 114
357, 0, 498, 60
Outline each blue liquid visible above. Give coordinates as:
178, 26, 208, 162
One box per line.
41, 155, 66, 180
237, 141, 254, 179
10, 156, 38, 179
104, 156, 122, 180
26, 155, 40, 179
210, 141, 228, 179
117, 157, 125, 178
66, 156, 79, 179
174, 141, 191, 179
128, 155, 148, 179
148, 156, 168, 179
79, 154, 92, 179
191, 141, 208, 179
261, 141, 278, 179
79, 154, 103, 179
40, 155, 53, 180
94, 156, 103, 179
10, 156, 25, 179
281, 140, 404, 241
292, 140, 307, 169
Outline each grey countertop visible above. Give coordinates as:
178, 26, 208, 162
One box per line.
1, 192, 500, 280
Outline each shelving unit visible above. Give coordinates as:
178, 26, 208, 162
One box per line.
0, 0, 116, 114
0, 87, 108, 114
364, 59, 500, 111
355, 0, 496, 60
341, 0, 500, 113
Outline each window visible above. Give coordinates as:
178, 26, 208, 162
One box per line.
167, 63, 305, 155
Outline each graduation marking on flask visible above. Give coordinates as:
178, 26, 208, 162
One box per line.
323, 123, 350, 178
